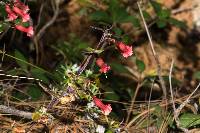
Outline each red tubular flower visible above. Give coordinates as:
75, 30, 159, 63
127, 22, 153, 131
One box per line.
96, 58, 104, 67
99, 64, 110, 73
14, 0, 29, 12
96, 58, 110, 73
5, 4, 18, 21
21, 13, 30, 22
93, 96, 112, 115
15, 25, 34, 37
13, 6, 30, 22
116, 41, 133, 58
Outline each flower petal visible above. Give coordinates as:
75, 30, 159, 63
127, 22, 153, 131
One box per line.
93, 96, 112, 115
116, 41, 133, 58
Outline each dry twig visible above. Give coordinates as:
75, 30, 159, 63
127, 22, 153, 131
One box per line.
0, 104, 32, 119
137, 2, 167, 99
125, 80, 143, 124
169, 60, 188, 132
34, 0, 60, 64
169, 60, 200, 132
175, 83, 200, 133
35, 0, 60, 39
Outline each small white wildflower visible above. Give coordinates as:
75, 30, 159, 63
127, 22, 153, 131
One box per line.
93, 112, 99, 118
115, 128, 121, 133
87, 101, 95, 108
194, 103, 198, 112
85, 112, 99, 120
96, 125, 105, 133
39, 107, 47, 114
71, 64, 80, 72
86, 114, 92, 120
85, 69, 93, 77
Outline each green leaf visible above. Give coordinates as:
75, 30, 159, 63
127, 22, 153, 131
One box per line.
168, 18, 186, 29
27, 85, 43, 101
136, 59, 145, 72
151, 1, 162, 13
85, 47, 104, 54
30, 68, 49, 83
113, 27, 123, 36
0, 4, 7, 17
105, 129, 113, 133
125, 16, 140, 27
194, 71, 200, 80
156, 19, 167, 28
110, 62, 129, 73
12, 90, 28, 100
142, 11, 151, 20
14, 18, 22, 24
108, 0, 130, 24
179, 113, 200, 128
6, 68, 27, 76
0, 23, 3, 33
90, 11, 111, 23
14, 50, 28, 70
157, 9, 170, 19
112, 8, 129, 23
0, 22, 10, 34
108, 0, 119, 17
104, 90, 120, 101
22, 22, 30, 27
122, 35, 132, 44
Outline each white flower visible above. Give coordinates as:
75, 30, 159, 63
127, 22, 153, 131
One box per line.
96, 125, 105, 133
87, 101, 95, 108
39, 107, 47, 114
71, 64, 80, 72
93, 113, 99, 118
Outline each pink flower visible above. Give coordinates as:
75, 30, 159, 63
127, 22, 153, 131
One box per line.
15, 25, 34, 37
99, 64, 110, 73
96, 58, 104, 67
116, 42, 133, 58
14, 0, 29, 12
96, 58, 110, 73
5, 4, 18, 21
13, 6, 30, 22
21, 13, 30, 22
93, 96, 112, 115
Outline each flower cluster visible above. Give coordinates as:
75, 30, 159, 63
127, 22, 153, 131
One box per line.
116, 41, 133, 58
5, 0, 33, 37
93, 40, 132, 116
96, 40, 133, 73
96, 58, 111, 73
93, 96, 112, 116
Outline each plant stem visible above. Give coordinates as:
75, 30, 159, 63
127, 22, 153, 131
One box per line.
137, 2, 167, 99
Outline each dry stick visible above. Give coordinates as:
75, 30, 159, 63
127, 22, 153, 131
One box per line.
35, 3, 45, 31
176, 83, 200, 116
175, 83, 200, 133
169, 59, 176, 115
126, 91, 200, 129
34, 0, 60, 64
172, 4, 198, 15
35, 0, 60, 39
0, 44, 6, 67
126, 107, 155, 128
125, 79, 143, 124
147, 79, 154, 133
125, 89, 200, 129
0, 104, 32, 119
137, 2, 167, 99
169, 59, 189, 132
